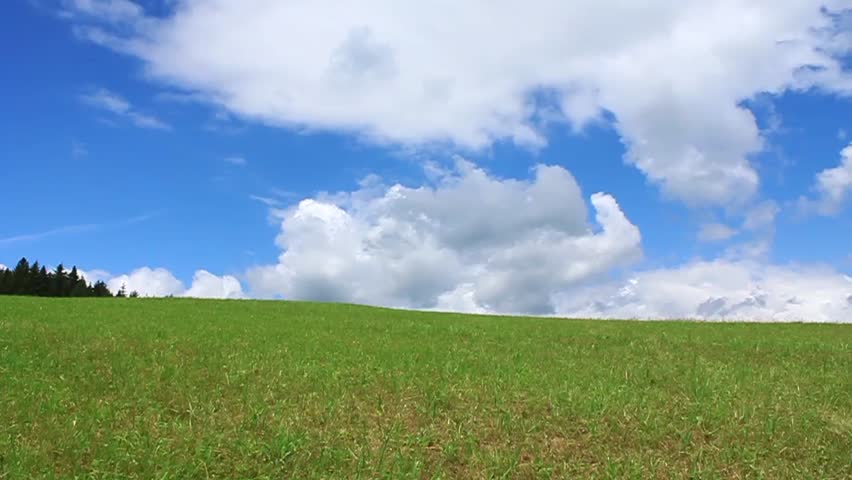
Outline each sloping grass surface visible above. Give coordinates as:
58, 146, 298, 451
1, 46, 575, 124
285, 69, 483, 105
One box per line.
1, 297, 850, 478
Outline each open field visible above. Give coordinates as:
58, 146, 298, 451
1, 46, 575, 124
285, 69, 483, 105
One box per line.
0, 297, 850, 479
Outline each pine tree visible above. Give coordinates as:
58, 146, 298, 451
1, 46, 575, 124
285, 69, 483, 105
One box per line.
37, 266, 50, 296
92, 281, 112, 297
0, 268, 12, 294
52, 264, 67, 297
29, 262, 42, 296
67, 267, 80, 296
13, 258, 30, 295
116, 283, 127, 298
0, 257, 118, 299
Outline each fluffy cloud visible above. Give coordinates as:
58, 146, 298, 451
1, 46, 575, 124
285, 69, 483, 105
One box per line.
67, 1, 852, 205
556, 260, 852, 323
805, 144, 852, 215
182, 270, 244, 299
247, 161, 641, 314
105, 267, 243, 298
0, 264, 7, 271
107, 267, 185, 296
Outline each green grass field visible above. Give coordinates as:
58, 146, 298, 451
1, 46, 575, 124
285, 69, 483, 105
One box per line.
0, 297, 850, 479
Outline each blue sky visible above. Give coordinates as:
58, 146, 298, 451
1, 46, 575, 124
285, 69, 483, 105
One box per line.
3, 0, 852, 321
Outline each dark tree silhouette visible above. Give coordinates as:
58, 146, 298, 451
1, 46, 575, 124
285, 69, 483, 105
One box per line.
0, 257, 115, 298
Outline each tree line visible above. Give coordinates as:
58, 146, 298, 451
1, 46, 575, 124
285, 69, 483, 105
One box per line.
0, 257, 136, 298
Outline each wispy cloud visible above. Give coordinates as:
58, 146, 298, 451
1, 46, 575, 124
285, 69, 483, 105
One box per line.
225, 156, 247, 166
697, 223, 738, 243
249, 195, 282, 207
81, 88, 171, 130
71, 139, 89, 158
0, 212, 160, 248
60, 0, 144, 24
0, 223, 100, 247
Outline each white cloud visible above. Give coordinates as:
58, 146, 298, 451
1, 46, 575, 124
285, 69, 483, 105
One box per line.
697, 223, 738, 242
66, 1, 852, 205
743, 201, 779, 231
62, 0, 143, 24
182, 270, 244, 299
107, 267, 185, 296
224, 156, 247, 166
806, 144, 852, 215
81, 88, 171, 130
243, 160, 851, 322
78, 268, 112, 284
0, 223, 100, 246
0, 264, 8, 271
556, 260, 852, 323
103, 267, 243, 298
250, 195, 282, 207
247, 161, 641, 314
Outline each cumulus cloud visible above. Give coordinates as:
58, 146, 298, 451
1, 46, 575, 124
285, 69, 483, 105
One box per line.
247, 161, 641, 314
65, 0, 852, 205
104, 267, 243, 298
182, 270, 244, 299
241, 161, 851, 322
78, 268, 112, 284
107, 267, 185, 296
556, 260, 852, 323
81, 88, 171, 130
803, 144, 852, 215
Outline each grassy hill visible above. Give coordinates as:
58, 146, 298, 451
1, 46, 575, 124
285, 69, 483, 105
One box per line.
1, 297, 850, 479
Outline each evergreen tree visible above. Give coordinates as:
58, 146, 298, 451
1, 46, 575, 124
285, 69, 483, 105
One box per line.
37, 266, 50, 296
0, 257, 118, 299
13, 257, 30, 294
52, 264, 67, 297
67, 266, 80, 296
129, 290, 140, 298
29, 262, 42, 296
0, 268, 12, 295
92, 281, 112, 297
116, 283, 127, 298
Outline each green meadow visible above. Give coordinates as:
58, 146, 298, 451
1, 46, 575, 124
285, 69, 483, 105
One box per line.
0, 296, 850, 479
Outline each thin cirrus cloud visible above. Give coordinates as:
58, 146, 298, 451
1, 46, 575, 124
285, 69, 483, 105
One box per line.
0, 212, 158, 248
224, 156, 247, 166
64, 0, 852, 207
80, 88, 171, 130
